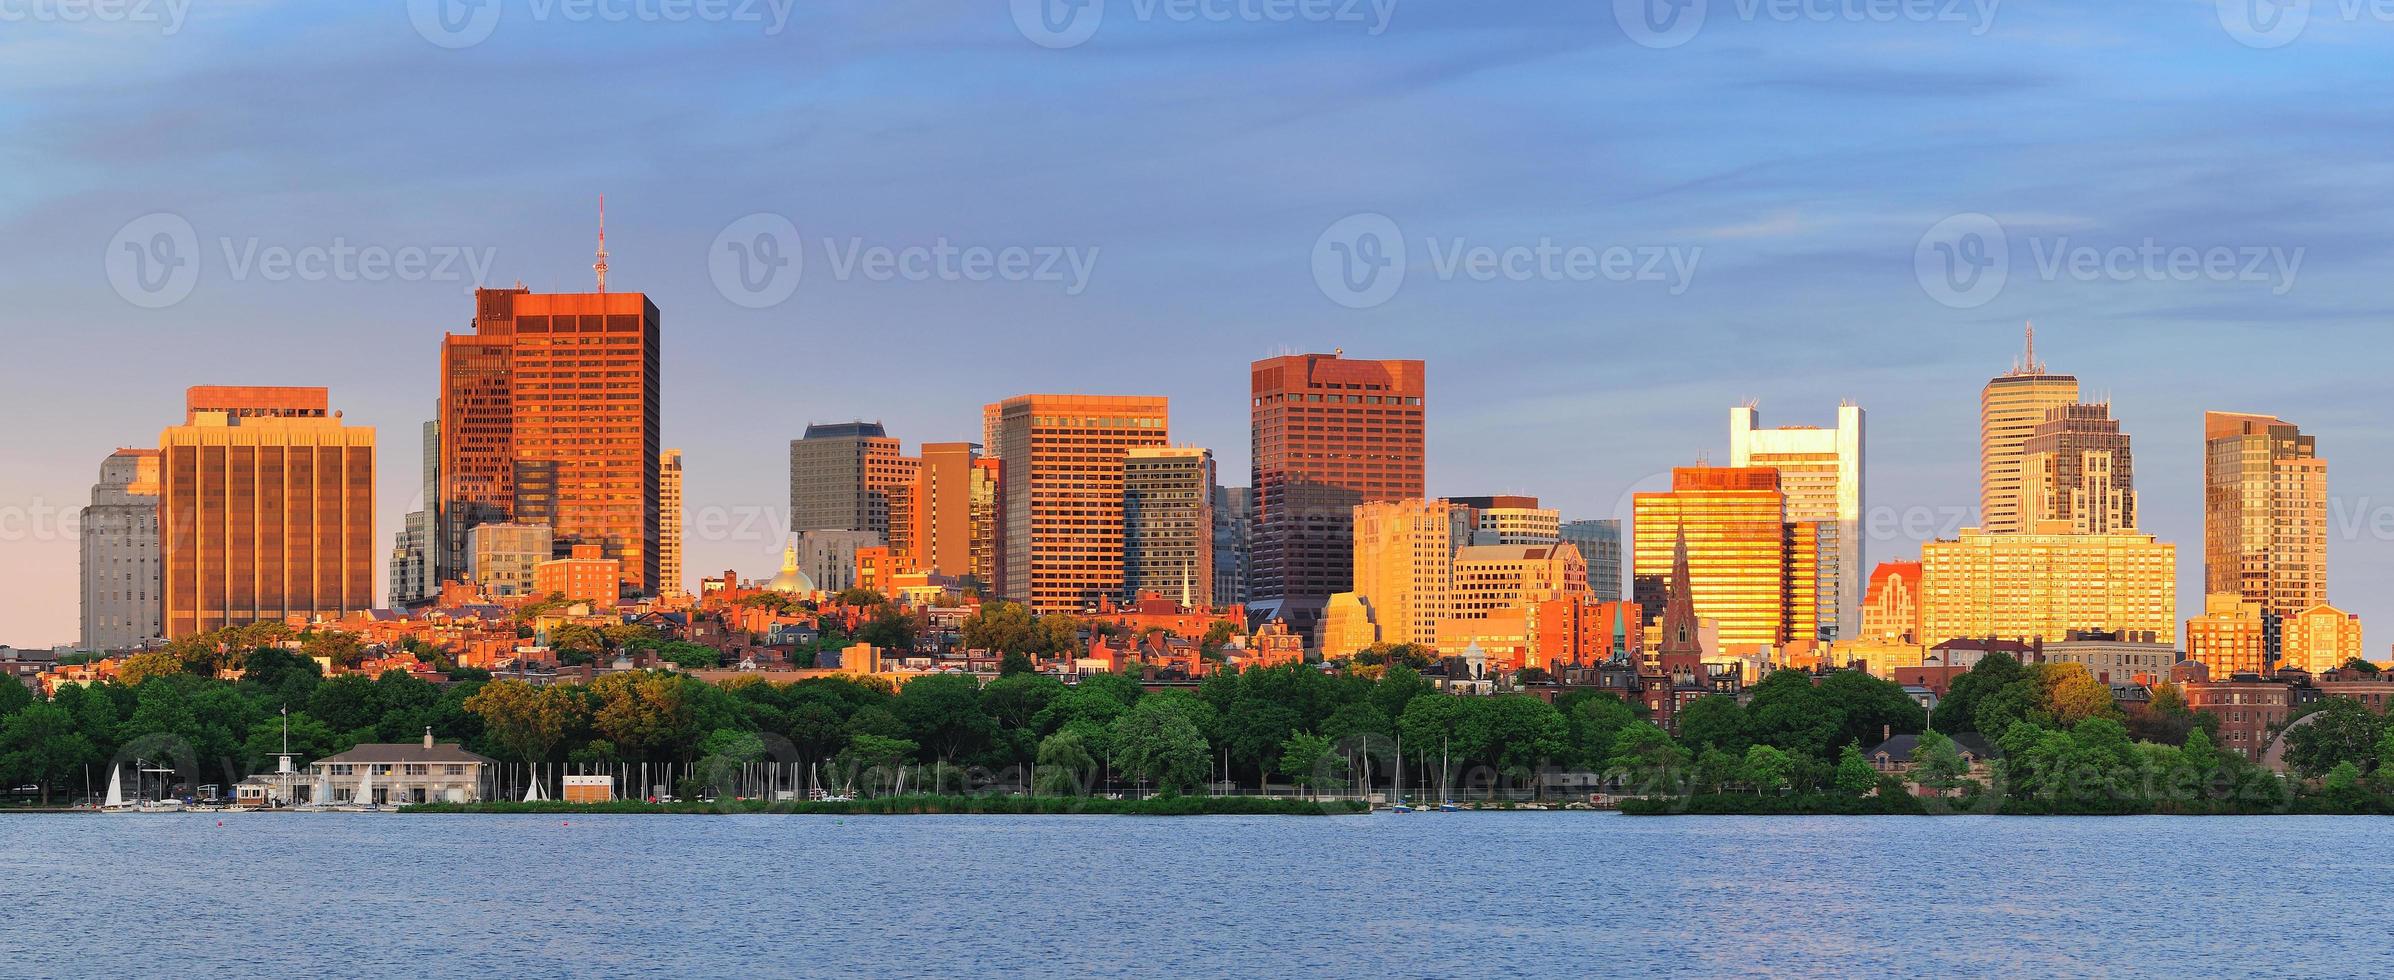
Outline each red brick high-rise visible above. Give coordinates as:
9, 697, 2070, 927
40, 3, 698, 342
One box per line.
437, 285, 661, 597
1249, 352, 1425, 640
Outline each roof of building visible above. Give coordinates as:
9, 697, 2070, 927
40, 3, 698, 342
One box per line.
1866, 733, 2000, 763
310, 743, 496, 767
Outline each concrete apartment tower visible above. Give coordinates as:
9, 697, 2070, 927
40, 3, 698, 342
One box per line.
659, 448, 684, 598
160, 386, 375, 638
1729, 402, 1863, 642
80, 448, 162, 652
1248, 351, 1426, 640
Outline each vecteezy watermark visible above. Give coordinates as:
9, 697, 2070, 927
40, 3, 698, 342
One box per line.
2217, 0, 2394, 48
104, 212, 500, 308
407, 0, 798, 49
708, 212, 1101, 308
0, 0, 191, 34
1011, 0, 1397, 49
1613, 0, 1999, 49
1913, 213, 2304, 309
1311, 212, 1702, 309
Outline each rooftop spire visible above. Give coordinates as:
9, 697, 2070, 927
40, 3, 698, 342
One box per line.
594, 194, 609, 293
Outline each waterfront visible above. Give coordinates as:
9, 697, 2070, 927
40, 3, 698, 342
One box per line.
0, 813, 2382, 977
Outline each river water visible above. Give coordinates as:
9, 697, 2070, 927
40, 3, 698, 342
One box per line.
0, 812, 2377, 977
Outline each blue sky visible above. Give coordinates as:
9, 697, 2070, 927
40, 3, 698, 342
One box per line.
1, 0, 2388, 654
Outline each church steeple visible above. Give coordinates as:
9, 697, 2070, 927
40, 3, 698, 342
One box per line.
1656, 524, 1705, 680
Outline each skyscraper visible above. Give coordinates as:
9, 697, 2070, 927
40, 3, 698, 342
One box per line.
788, 422, 914, 544
1979, 327, 2080, 535
659, 448, 684, 598
1249, 351, 1425, 638
80, 448, 161, 652
969, 457, 1004, 594
983, 394, 1170, 612
160, 386, 375, 638
1123, 447, 1217, 607
1729, 402, 1864, 640
1631, 466, 1818, 653
389, 418, 438, 606
1212, 486, 1252, 607
1345, 498, 1470, 648
439, 284, 663, 598
2205, 411, 2327, 619
2020, 401, 2136, 534
911, 442, 997, 585
1559, 519, 1623, 603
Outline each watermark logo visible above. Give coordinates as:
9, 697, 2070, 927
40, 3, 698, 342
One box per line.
1914, 212, 2007, 309
1013, 0, 1395, 48
1012, 0, 1105, 48
2216, 0, 2309, 48
1312, 212, 1406, 309
1915, 212, 2305, 308
709, 212, 1098, 308
0, 0, 192, 34
711, 212, 803, 309
1617, 0, 1997, 48
105, 213, 200, 309
409, 0, 798, 49
105, 214, 498, 309
409, 0, 503, 49
1614, 0, 1706, 48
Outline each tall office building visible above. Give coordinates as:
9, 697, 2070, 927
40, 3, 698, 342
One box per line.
969, 457, 1004, 594
1729, 402, 1864, 640
1346, 498, 1470, 648
1979, 328, 2080, 535
983, 394, 1170, 612
788, 422, 915, 545
439, 284, 663, 597
390, 418, 438, 606
160, 387, 375, 638
2022, 402, 2136, 534
1212, 486, 1252, 607
79, 448, 161, 652
1123, 447, 1217, 607
910, 442, 979, 581
1559, 519, 1623, 603
659, 448, 685, 598
1919, 528, 2177, 646
1450, 495, 1562, 546
2205, 412, 2327, 619
1249, 352, 1426, 638
1631, 467, 1818, 653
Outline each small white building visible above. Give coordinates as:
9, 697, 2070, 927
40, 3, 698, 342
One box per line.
301, 731, 496, 806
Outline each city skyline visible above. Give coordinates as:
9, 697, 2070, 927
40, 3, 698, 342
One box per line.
3, 4, 2390, 652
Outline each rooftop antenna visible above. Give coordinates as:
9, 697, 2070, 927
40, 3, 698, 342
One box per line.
2016, 320, 2043, 375
594, 195, 609, 293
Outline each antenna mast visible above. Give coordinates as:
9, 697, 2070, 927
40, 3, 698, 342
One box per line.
594, 195, 610, 293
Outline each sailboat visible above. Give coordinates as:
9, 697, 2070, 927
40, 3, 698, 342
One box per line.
134, 760, 184, 812
341, 765, 379, 812
101, 765, 135, 813
294, 766, 336, 812
522, 768, 548, 803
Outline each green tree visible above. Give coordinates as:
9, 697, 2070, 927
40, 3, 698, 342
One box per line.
1606, 722, 1689, 795
464, 680, 585, 766
1740, 744, 1795, 795
1832, 744, 1877, 797
1277, 731, 1348, 795
2281, 697, 2385, 778
1675, 695, 1748, 755
1911, 729, 1969, 794
1033, 729, 1096, 795
1745, 669, 1844, 760
1110, 693, 1212, 794
0, 704, 99, 803
894, 674, 997, 763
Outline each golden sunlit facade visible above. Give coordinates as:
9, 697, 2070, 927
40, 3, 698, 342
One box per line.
983, 394, 1170, 612
2186, 592, 2274, 678
1979, 341, 2079, 535
2205, 411, 2327, 620
2284, 603, 2363, 675
1347, 498, 1467, 648
160, 388, 375, 638
1632, 467, 1817, 653
1919, 528, 2176, 646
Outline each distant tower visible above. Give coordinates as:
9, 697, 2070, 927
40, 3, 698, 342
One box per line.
1980, 322, 2079, 534
594, 195, 609, 293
